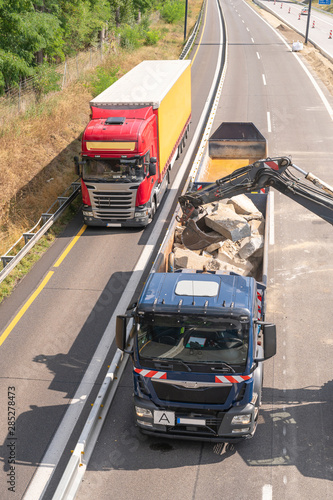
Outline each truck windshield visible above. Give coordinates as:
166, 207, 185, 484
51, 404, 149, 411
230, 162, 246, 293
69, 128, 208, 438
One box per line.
137, 314, 249, 370
82, 157, 146, 182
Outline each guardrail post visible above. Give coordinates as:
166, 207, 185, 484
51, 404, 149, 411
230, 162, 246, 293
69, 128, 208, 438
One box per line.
1, 256, 15, 268
41, 213, 53, 224
58, 197, 69, 207
23, 233, 35, 244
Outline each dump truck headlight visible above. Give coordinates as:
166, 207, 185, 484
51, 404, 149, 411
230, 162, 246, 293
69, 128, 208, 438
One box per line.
135, 406, 152, 418
231, 414, 252, 425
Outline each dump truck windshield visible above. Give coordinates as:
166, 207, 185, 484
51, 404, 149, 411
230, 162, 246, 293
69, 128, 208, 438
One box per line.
137, 314, 249, 369
82, 157, 146, 182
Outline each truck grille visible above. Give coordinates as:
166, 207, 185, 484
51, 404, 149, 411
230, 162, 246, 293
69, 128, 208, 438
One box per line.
91, 190, 134, 220
152, 381, 231, 405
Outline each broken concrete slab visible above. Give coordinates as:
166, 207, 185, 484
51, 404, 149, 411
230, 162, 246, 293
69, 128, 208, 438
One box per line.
207, 258, 250, 276
216, 248, 253, 274
238, 235, 264, 260
228, 194, 261, 215
174, 247, 211, 270
205, 205, 251, 241
249, 219, 265, 236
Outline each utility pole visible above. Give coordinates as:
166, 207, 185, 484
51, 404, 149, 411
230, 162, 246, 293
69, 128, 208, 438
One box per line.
184, 0, 189, 41
305, 0, 313, 44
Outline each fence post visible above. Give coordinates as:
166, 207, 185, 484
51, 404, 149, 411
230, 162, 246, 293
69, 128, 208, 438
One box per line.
62, 61, 67, 89
18, 81, 21, 113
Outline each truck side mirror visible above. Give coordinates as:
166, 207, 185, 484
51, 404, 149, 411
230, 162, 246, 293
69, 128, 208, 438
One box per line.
263, 324, 276, 359
74, 156, 81, 176
116, 315, 128, 351
149, 157, 157, 177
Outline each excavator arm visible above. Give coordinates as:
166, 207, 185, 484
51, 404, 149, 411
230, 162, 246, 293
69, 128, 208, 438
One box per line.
179, 156, 333, 250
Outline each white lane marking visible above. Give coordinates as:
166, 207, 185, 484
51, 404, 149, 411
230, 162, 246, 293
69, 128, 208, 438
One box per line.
251, 37, 255, 43
257, 51, 261, 59
23, 2, 225, 499
246, 27, 249, 31
242, 19, 245, 23
267, 111, 272, 132
244, 0, 333, 121
262, 74, 267, 85
262, 484, 273, 500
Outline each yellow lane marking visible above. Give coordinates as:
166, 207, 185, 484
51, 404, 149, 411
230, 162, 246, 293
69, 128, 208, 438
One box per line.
0, 271, 54, 347
191, 0, 209, 67
53, 224, 87, 268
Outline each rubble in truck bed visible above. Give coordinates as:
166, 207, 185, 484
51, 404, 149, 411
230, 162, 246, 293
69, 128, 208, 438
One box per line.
174, 194, 265, 278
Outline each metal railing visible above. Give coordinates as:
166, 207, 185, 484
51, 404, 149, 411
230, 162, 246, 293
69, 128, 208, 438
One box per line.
0, 180, 81, 285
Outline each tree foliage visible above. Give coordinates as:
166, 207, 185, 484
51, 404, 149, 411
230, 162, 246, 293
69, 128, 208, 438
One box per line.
0, 0, 183, 95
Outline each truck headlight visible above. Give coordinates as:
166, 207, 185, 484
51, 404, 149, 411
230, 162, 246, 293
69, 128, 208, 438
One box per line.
82, 211, 91, 216
232, 428, 250, 433
135, 406, 152, 418
231, 414, 252, 425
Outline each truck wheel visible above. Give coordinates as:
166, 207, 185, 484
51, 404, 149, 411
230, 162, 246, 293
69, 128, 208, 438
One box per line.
149, 199, 156, 221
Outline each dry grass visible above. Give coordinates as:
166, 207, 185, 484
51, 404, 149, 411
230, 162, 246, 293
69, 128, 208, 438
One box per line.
0, 1, 203, 256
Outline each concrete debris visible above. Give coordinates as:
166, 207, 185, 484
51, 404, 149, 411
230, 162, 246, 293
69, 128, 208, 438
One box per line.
249, 219, 265, 236
174, 195, 265, 278
206, 258, 249, 276
228, 194, 260, 215
173, 247, 211, 270
174, 225, 185, 244
205, 205, 251, 241
238, 235, 264, 260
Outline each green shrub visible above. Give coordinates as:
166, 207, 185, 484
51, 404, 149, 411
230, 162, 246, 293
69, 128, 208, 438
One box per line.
159, 0, 185, 24
144, 29, 160, 46
119, 24, 143, 50
90, 66, 119, 97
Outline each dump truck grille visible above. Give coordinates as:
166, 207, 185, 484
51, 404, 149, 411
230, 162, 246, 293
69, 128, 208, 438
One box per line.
152, 381, 231, 405
91, 190, 134, 219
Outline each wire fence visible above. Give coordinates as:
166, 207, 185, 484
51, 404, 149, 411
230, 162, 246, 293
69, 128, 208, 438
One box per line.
0, 39, 117, 128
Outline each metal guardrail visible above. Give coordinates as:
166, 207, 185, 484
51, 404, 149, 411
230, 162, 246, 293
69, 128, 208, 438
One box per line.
52, 323, 133, 500
0, 180, 81, 285
180, 0, 205, 59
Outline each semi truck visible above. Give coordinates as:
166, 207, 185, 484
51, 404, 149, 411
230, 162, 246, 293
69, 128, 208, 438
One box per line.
116, 122, 333, 442
75, 60, 191, 227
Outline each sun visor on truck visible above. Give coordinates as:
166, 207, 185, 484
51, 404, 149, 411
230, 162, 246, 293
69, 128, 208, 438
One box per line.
208, 122, 267, 160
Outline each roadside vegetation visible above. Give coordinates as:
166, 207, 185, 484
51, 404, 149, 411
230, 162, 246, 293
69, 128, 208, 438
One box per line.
0, 0, 203, 301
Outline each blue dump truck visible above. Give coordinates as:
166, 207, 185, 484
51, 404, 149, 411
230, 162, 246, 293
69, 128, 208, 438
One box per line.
116, 123, 277, 442
116, 122, 333, 441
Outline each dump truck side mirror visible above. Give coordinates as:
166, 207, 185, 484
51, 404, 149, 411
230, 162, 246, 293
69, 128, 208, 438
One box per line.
254, 322, 276, 362
116, 315, 128, 351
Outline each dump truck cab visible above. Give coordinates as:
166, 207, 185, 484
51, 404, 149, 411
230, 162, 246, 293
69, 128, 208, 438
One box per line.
118, 271, 276, 441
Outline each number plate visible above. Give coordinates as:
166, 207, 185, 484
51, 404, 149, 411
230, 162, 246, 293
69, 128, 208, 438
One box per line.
154, 411, 175, 426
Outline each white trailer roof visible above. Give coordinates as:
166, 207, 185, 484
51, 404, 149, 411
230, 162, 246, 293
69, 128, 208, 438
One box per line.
90, 60, 191, 109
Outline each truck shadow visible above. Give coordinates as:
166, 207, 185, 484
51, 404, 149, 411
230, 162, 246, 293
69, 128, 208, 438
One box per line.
86, 375, 333, 483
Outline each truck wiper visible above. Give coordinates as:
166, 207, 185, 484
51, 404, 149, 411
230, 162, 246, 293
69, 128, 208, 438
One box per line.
149, 357, 192, 372
172, 358, 192, 372
208, 361, 236, 373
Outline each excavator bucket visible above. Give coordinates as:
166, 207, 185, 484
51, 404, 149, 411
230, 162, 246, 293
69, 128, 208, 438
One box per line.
181, 122, 267, 251
182, 218, 222, 250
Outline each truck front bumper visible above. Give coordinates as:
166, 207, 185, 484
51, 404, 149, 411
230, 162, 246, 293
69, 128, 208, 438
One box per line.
134, 397, 258, 442
82, 208, 149, 228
